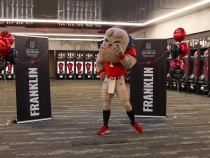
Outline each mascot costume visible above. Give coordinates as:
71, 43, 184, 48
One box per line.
96, 28, 143, 135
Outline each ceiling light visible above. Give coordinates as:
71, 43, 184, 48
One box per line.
143, 0, 210, 25
0, 1, 209, 27
12, 32, 104, 37
49, 38, 103, 41
0, 18, 143, 26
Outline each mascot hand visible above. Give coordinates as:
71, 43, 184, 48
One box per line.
99, 72, 106, 80
114, 43, 124, 56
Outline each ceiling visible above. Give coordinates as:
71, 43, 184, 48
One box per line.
0, 0, 210, 40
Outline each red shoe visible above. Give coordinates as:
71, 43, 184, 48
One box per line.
132, 122, 143, 133
97, 126, 110, 135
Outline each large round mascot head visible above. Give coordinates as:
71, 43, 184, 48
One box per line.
99, 28, 131, 63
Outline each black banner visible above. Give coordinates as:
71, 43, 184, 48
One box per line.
130, 39, 167, 118
15, 35, 52, 123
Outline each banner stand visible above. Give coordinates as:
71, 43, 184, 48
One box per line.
130, 38, 167, 118
14, 35, 52, 123
13, 118, 52, 124
134, 115, 167, 118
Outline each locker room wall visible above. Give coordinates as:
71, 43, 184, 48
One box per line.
49, 40, 99, 51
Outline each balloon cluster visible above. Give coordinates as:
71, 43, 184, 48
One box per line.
169, 28, 189, 80
0, 31, 18, 71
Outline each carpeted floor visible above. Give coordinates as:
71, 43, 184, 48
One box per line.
0, 80, 210, 158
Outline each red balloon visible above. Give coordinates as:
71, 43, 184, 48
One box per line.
0, 31, 14, 45
170, 60, 176, 69
173, 28, 186, 42
7, 36, 14, 45
179, 42, 189, 57
178, 59, 184, 69
170, 59, 184, 69
0, 37, 11, 57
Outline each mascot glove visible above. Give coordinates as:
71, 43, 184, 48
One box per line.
114, 43, 125, 56
99, 72, 106, 80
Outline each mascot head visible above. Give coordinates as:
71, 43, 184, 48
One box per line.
99, 28, 133, 63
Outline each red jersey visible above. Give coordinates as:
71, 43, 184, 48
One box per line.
67, 62, 73, 71
58, 62, 64, 71
105, 62, 126, 77
7, 63, 12, 71
97, 47, 136, 77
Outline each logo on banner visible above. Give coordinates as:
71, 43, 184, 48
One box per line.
30, 41, 35, 48
142, 43, 156, 58
146, 60, 151, 65
26, 40, 39, 58
146, 43, 151, 49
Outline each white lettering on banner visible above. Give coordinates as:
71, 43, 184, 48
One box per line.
28, 68, 40, 116
26, 49, 39, 57
26, 41, 39, 57
141, 43, 156, 58
143, 68, 153, 112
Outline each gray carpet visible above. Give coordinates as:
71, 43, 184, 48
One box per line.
0, 80, 210, 158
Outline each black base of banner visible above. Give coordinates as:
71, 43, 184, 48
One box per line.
135, 115, 167, 118
13, 118, 53, 124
